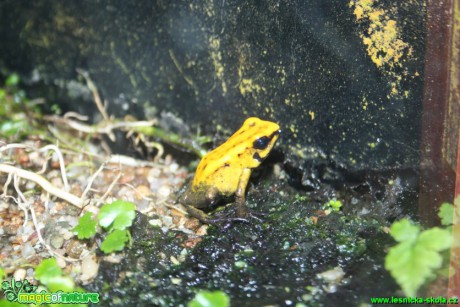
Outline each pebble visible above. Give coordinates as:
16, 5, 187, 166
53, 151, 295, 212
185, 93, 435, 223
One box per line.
14, 268, 26, 280
50, 234, 64, 249
158, 186, 170, 198
21, 243, 36, 258
65, 239, 86, 258
81, 255, 99, 283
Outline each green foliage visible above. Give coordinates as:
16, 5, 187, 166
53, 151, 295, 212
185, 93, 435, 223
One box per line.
0, 267, 5, 283
438, 203, 454, 226
5, 73, 20, 87
73, 200, 136, 254
72, 201, 136, 254
97, 201, 135, 253
324, 198, 342, 211
100, 229, 130, 253
385, 219, 451, 297
0, 73, 42, 139
73, 212, 97, 239
35, 258, 75, 292
187, 290, 230, 307
98, 200, 136, 230
0, 120, 30, 138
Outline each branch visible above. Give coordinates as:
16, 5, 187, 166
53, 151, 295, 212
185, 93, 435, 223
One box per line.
0, 164, 83, 208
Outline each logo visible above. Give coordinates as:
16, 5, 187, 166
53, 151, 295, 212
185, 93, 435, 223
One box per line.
2, 277, 37, 302
1, 277, 99, 304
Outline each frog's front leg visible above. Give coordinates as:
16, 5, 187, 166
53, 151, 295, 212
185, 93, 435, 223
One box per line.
235, 168, 252, 218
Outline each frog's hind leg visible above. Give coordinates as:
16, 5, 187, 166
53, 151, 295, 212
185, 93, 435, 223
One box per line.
185, 205, 249, 226
185, 205, 216, 225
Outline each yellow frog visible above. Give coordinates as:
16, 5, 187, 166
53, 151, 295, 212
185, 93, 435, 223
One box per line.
179, 117, 281, 224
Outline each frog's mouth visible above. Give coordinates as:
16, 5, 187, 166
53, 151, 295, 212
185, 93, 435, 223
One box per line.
271, 129, 281, 138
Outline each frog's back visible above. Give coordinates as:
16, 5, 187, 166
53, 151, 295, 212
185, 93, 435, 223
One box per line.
192, 117, 280, 195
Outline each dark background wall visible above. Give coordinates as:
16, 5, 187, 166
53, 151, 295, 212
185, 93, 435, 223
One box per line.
0, 0, 426, 173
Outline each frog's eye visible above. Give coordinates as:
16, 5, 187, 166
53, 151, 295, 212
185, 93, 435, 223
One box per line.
253, 136, 270, 150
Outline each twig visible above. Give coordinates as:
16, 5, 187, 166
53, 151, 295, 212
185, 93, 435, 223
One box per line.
0, 143, 28, 152
1, 143, 71, 192
121, 182, 154, 202
81, 162, 106, 201
2, 172, 13, 197
13, 175, 30, 227
28, 195, 80, 263
76, 69, 109, 121
121, 182, 189, 215
95, 171, 122, 207
63, 112, 89, 121
39, 144, 70, 191
11, 173, 81, 262
0, 163, 83, 208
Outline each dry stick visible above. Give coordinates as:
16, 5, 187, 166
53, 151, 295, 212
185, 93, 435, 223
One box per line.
38, 144, 70, 191
121, 182, 189, 215
13, 175, 30, 226
94, 171, 122, 207
76, 68, 109, 121
0, 143, 70, 192
43, 115, 157, 143
63, 111, 89, 121
81, 162, 106, 201
2, 172, 13, 198
0, 143, 28, 152
13, 177, 80, 262
0, 163, 83, 208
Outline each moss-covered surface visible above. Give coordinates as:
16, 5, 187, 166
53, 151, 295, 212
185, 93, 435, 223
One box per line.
86, 166, 418, 305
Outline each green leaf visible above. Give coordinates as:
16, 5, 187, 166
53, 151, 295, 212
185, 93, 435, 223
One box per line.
73, 212, 97, 239
97, 200, 136, 230
5, 73, 20, 86
34, 258, 76, 293
0, 267, 5, 283
100, 229, 129, 253
0, 120, 29, 137
385, 220, 452, 297
389, 219, 419, 242
44, 275, 75, 293
188, 290, 230, 307
418, 227, 452, 251
438, 203, 454, 226
325, 199, 342, 211
35, 258, 61, 284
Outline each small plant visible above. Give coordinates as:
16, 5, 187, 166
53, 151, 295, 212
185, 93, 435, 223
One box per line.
188, 290, 230, 307
385, 216, 452, 296
0, 73, 43, 139
1, 258, 79, 305
35, 258, 75, 293
438, 202, 454, 227
323, 198, 343, 215
73, 200, 136, 253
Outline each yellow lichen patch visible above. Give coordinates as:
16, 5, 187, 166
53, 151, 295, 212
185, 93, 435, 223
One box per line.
238, 77, 265, 96
356, 6, 408, 68
361, 96, 369, 110
209, 36, 227, 94
308, 110, 315, 120
349, 0, 416, 98
354, 6, 364, 20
